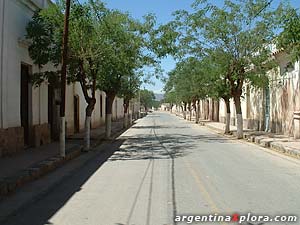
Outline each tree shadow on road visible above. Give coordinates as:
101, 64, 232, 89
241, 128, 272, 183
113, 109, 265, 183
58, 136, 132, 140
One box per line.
131, 125, 191, 129
1, 123, 232, 225
109, 132, 231, 161
1, 139, 126, 225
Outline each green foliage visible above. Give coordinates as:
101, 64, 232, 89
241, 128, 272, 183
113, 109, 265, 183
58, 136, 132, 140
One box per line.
140, 89, 156, 110
164, 90, 178, 105
26, 7, 63, 68
95, 10, 145, 94
119, 72, 142, 104
163, 0, 288, 110
278, 8, 300, 61
164, 56, 221, 105
151, 100, 161, 109
185, 0, 284, 93
26, 0, 158, 110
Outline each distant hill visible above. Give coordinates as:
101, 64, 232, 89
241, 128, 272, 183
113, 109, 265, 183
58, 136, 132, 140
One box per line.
154, 93, 164, 101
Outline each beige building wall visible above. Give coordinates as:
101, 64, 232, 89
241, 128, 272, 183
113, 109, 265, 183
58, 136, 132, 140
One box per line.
112, 97, 124, 121
65, 83, 125, 135
219, 99, 226, 123
0, 0, 127, 156
244, 53, 300, 136
269, 53, 300, 135
0, 0, 53, 156
91, 91, 105, 129
129, 97, 141, 119
218, 52, 300, 137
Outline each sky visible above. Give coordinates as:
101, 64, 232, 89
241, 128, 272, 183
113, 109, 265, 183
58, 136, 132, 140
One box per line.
101, 0, 195, 94
80, 0, 299, 94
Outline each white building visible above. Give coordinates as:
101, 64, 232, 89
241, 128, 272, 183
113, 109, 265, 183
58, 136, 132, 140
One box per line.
65, 84, 124, 135
0, 0, 53, 156
0, 0, 126, 157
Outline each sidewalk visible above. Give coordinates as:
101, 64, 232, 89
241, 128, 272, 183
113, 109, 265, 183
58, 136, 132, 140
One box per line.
0, 119, 125, 196
68, 119, 124, 142
170, 111, 300, 159
200, 120, 300, 159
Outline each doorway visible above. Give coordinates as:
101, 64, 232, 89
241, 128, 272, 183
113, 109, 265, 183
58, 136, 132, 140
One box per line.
74, 95, 80, 133
20, 64, 31, 146
265, 85, 270, 132
100, 94, 103, 118
48, 85, 59, 140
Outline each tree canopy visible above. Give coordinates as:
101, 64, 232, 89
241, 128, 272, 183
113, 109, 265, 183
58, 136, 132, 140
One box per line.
162, 0, 288, 137
278, 8, 300, 61
26, 0, 160, 140
140, 89, 156, 111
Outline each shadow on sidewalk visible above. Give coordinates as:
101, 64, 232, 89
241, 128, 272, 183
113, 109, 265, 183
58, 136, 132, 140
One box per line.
0, 120, 125, 188
2, 138, 126, 225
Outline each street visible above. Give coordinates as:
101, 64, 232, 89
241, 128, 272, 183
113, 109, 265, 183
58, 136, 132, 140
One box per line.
4, 112, 300, 225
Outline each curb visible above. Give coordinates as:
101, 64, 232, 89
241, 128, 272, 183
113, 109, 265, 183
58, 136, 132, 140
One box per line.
0, 120, 130, 198
174, 113, 300, 161
223, 126, 300, 160
270, 142, 300, 159
0, 122, 129, 197
0, 122, 131, 223
0, 147, 82, 196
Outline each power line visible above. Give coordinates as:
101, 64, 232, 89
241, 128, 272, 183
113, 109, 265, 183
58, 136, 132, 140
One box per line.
253, 0, 274, 18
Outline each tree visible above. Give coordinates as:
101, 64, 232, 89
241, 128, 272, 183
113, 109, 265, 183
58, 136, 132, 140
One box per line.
94, 10, 158, 138
59, 0, 71, 157
204, 49, 232, 133
68, 1, 105, 149
170, 0, 285, 138
119, 72, 141, 128
27, 1, 108, 149
164, 57, 214, 121
278, 8, 300, 61
140, 89, 156, 112
163, 91, 177, 113
27, 0, 156, 144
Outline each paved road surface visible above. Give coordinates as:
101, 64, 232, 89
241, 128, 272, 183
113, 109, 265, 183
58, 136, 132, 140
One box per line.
4, 112, 300, 225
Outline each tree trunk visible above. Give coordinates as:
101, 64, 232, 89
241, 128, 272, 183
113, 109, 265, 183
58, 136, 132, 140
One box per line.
59, 117, 65, 157
209, 99, 214, 121
189, 102, 192, 121
191, 100, 196, 122
214, 100, 219, 122
234, 95, 243, 138
195, 101, 199, 123
106, 93, 115, 138
201, 100, 205, 119
224, 98, 231, 134
180, 105, 183, 117
205, 99, 209, 120
84, 98, 96, 151
183, 103, 187, 120
123, 99, 129, 128
124, 113, 128, 128
59, 0, 71, 158
129, 113, 133, 125
196, 100, 200, 123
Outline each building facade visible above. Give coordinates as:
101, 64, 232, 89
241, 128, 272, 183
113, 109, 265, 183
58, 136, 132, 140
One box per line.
0, 0, 53, 156
218, 51, 300, 138
171, 50, 299, 139
0, 0, 126, 157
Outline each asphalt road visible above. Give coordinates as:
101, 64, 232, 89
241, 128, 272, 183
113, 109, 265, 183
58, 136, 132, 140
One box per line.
4, 112, 300, 225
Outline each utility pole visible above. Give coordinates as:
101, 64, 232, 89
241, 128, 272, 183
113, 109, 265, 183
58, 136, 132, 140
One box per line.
60, 0, 71, 158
